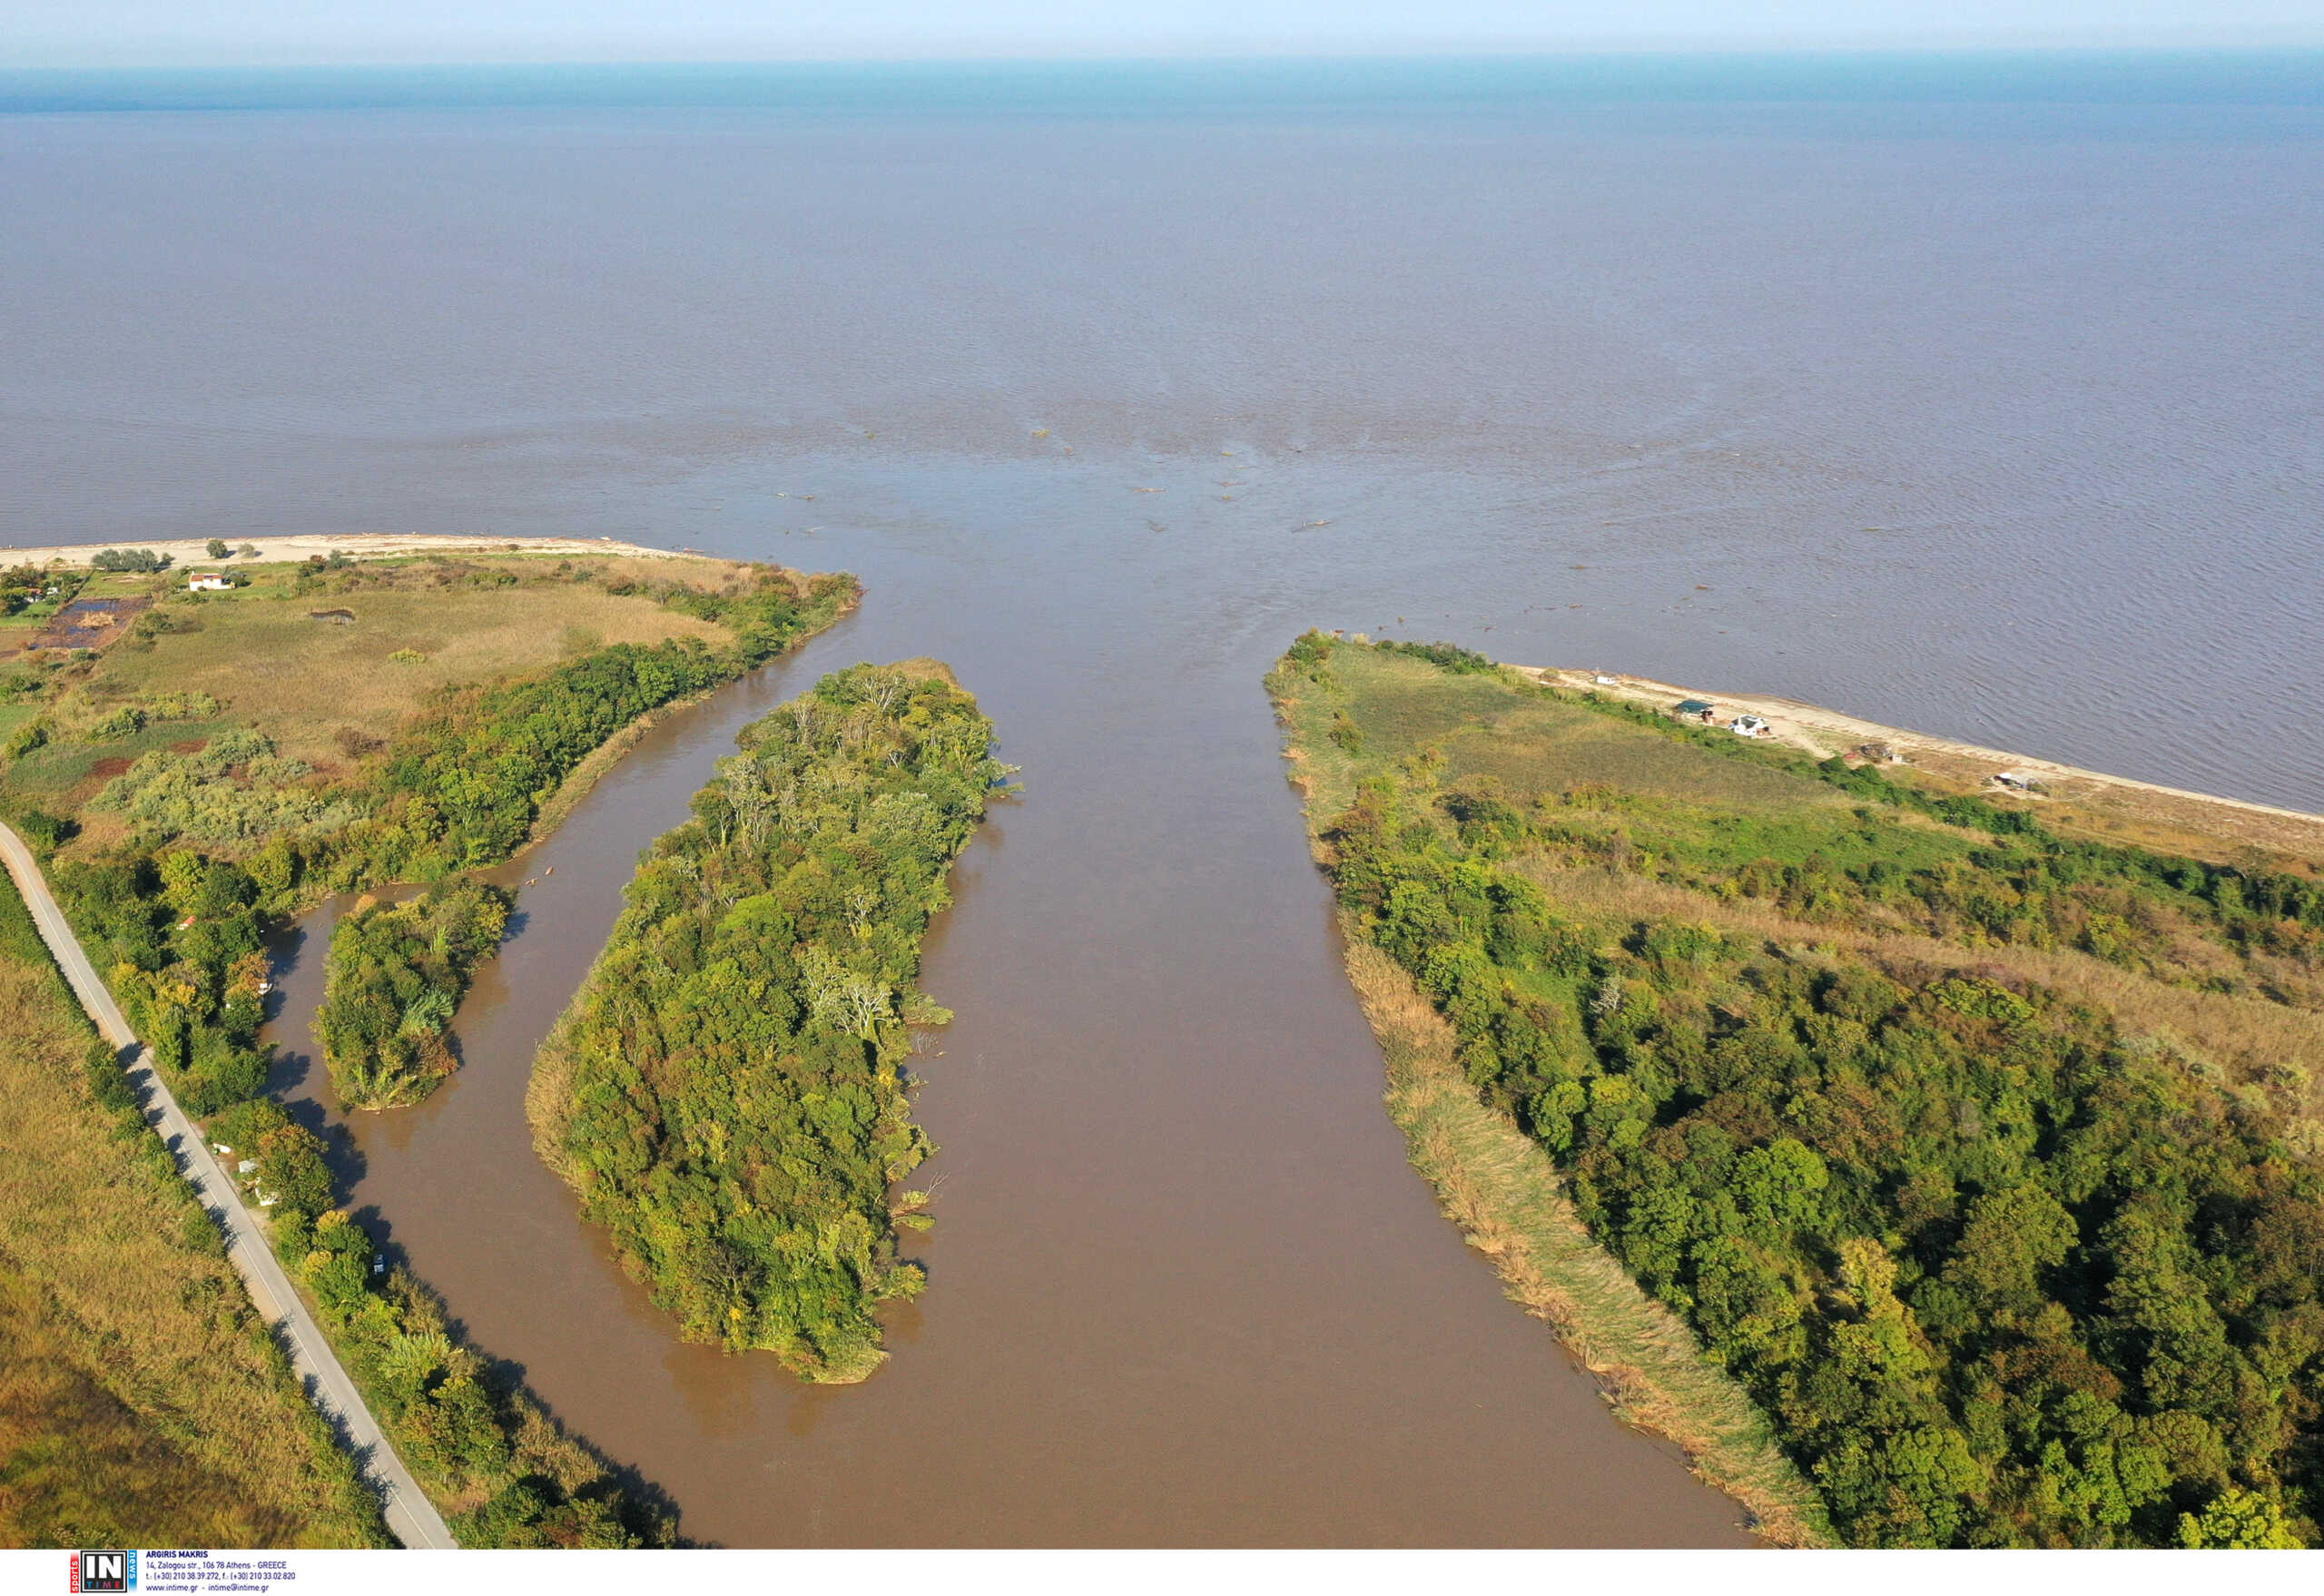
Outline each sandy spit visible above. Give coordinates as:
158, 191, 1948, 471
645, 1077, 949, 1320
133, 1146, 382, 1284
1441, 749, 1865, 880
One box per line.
0, 533, 704, 568
1521, 665, 2324, 863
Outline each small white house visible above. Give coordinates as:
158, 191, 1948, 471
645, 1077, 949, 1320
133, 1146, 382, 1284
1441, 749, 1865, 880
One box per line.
187, 572, 231, 592
1731, 714, 1774, 739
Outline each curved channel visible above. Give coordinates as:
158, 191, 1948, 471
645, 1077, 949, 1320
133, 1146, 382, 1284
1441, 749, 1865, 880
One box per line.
261, 594, 1752, 1547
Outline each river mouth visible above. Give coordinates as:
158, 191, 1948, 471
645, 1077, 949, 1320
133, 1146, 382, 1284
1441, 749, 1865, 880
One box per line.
260, 545, 1755, 1547
49, 79, 2321, 1547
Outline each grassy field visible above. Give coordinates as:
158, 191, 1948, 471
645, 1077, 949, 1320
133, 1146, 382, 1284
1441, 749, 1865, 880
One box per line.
0, 550, 848, 869
3, 555, 750, 817
1275, 635, 2324, 1548
1334, 658, 1837, 815
0, 875, 384, 1549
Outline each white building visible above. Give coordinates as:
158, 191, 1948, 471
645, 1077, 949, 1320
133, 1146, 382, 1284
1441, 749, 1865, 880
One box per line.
186, 572, 231, 592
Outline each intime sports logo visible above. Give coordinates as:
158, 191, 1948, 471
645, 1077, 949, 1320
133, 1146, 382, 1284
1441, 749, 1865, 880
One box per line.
69, 1551, 137, 1592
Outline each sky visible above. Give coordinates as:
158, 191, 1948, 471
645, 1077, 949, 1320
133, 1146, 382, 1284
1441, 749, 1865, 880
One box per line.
9, 1, 2324, 70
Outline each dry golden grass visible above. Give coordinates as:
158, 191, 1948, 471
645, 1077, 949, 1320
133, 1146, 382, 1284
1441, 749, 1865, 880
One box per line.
1344, 934, 1828, 1545
80, 573, 728, 772
0, 958, 382, 1548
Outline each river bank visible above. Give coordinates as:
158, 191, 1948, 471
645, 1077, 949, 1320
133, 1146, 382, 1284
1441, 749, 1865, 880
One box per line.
0, 823, 421, 1548
1280, 635, 2324, 1547
1269, 640, 1827, 1544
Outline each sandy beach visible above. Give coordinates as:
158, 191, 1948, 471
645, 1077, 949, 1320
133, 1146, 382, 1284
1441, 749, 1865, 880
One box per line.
0, 532, 699, 568
1524, 665, 2324, 867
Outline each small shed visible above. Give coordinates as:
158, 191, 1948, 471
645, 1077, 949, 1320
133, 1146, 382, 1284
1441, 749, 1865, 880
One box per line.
1731, 714, 1773, 739
186, 572, 231, 592
1673, 698, 1717, 724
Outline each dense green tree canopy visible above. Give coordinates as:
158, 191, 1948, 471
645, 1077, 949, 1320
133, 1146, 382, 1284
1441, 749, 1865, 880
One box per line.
315, 882, 510, 1110
534, 663, 1006, 1383
1285, 634, 2324, 1548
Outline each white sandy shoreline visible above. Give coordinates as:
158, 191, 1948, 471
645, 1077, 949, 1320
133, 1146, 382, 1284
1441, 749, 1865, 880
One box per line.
1520, 664, 2324, 857
0, 532, 700, 567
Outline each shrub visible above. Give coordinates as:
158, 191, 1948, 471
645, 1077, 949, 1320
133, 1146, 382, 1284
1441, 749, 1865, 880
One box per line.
90, 704, 148, 741
90, 547, 173, 574
94, 728, 356, 845
316, 882, 510, 1109
3, 718, 47, 760
146, 691, 222, 722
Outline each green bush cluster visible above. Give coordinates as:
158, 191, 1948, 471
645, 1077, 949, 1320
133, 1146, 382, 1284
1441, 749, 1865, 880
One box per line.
146, 690, 224, 721
1302, 639, 2321, 1548
94, 726, 358, 845
316, 883, 510, 1109
535, 663, 1005, 1381
59, 849, 279, 1116
3, 718, 48, 761
90, 548, 172, 574
1373, 637, 1497, 674
89, 704, 149, 740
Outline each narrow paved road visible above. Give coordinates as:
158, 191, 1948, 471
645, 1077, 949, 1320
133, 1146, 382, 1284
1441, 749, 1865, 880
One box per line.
0, 822, 457, 1552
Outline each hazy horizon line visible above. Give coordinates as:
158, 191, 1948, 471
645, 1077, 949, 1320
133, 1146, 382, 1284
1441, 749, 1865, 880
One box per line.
10, 35, 2324, 74
8, 44, 2321, 115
